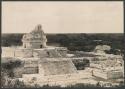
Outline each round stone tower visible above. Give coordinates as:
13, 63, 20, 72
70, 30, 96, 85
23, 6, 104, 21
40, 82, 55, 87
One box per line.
22, 24, 47, 49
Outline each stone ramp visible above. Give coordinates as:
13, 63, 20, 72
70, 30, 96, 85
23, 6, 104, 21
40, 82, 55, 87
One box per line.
39, 59, 77, 76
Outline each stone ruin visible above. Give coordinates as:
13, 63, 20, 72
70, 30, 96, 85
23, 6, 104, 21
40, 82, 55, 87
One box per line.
2, 24, 124, 87
14, 25, 68, 58
12, 25, 79, 85
22, 24, 47, 49
94, 45, 111, 54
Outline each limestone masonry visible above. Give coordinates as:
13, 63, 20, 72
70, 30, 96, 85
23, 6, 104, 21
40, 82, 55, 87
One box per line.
2, 24, 124, 87
22, 24, 47, 49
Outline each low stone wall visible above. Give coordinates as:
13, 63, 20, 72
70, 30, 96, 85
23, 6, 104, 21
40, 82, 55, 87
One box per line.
13, 66, 38, 78
23, 67, 39, 74
93, 68, 123, 80
22, 72, 96, 87
2, 47, 16, 57
24, 58, 38, 67
93, 69, 108, 79
107, 70, 123, 79
15, 48, 33, 57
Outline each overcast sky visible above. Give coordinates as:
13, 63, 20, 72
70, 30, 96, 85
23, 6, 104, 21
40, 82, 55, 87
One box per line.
2, 1, 123, 33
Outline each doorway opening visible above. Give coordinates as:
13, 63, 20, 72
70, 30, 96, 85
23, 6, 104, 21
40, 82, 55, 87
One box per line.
24, 44, 26, 48
40, 45, 43, 48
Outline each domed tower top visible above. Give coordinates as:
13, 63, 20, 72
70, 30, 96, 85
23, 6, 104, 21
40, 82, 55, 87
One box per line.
37, 24, 42, 29
30, 24, 45, 35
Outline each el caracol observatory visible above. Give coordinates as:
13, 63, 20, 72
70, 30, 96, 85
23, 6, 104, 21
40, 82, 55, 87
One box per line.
22, 24, 47, 49
14, 24, 78, 83
14, 24, 68, 58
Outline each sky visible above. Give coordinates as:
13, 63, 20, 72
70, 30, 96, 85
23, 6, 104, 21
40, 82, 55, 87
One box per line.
2, 1, 123, 33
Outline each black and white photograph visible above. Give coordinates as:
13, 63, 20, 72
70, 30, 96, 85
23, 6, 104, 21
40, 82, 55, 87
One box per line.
1, 1, 124, 88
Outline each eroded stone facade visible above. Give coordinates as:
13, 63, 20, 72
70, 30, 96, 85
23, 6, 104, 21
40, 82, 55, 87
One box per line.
22, 24, 47, 49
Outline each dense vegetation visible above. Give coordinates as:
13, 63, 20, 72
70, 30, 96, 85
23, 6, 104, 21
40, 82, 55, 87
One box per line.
1, 57, 23, 88
2, 33, 124, 54
72, 59, 90, 70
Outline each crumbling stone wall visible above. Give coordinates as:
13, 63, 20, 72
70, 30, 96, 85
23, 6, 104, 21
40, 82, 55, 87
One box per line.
23, 67, 39, 74
2, 47, 15, 57
15, 48, 33, 57
107, 71, 123, 79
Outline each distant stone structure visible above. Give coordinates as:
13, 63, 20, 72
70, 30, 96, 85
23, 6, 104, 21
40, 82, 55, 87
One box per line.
13, 24, 78, 77
94, 45, 111, 54
22, 24, 47, 49
3, 25, 68, 58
